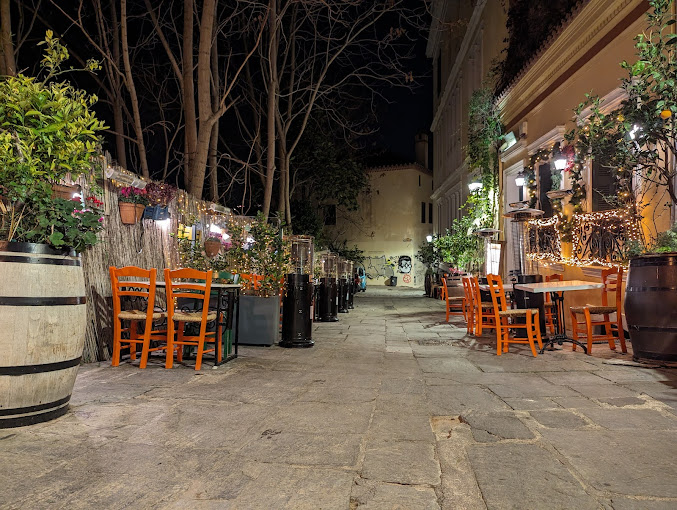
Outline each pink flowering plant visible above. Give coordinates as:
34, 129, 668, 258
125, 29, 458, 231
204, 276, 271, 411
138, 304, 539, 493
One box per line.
118, 186, 149, 205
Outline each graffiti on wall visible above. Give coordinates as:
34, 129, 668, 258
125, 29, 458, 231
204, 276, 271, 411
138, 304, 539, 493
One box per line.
397, 256, 412, 274
363, 254, 414, 280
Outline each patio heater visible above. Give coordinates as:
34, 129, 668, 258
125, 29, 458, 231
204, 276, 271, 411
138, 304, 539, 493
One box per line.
347, 260, 355, 309
504, 206, 546, 335
338, 257, 349, 313
318, 252, 339, 322
280, 235, 314, 348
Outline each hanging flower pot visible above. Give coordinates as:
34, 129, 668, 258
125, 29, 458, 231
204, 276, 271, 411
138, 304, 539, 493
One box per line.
204, 239, 221, 257
135, 204, 146, 222
119, 202, 140, 225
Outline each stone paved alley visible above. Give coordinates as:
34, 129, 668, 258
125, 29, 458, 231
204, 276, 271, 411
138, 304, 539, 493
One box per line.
2, 288, 677, 509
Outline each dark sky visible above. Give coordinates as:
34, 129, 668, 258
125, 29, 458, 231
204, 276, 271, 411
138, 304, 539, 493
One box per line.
375, 24, 432, 163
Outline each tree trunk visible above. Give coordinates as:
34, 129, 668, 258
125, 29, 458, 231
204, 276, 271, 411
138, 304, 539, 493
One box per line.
0, 0, 16, 76
183, 0, 197, 190
277, 138, 286, 219
186, 0, 216, 199
262, 0, 278, 219
209, 12, 219, 202
108, 0, 127, 169
120, 0, 149, 178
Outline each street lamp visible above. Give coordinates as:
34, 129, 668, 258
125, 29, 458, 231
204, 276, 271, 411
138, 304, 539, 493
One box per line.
468, 180, 483, 192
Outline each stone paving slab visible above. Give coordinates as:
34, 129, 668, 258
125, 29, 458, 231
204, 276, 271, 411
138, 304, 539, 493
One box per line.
1, 286, 676, 509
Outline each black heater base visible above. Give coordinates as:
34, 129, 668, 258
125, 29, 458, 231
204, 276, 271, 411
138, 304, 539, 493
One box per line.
281, 273, 314, 347
319, 277, 339, 322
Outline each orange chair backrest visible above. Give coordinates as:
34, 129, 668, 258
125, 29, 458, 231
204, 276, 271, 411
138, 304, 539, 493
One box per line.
109, 266, 157, 317
601, 266, 623, 308
164, 268, 212, 321
441, 277, 448, 299
545, 273, 563, 301
469, 276, 482, 308
462, 276, 473, 303
240, 273, 263, 290
486, 274, 508, 314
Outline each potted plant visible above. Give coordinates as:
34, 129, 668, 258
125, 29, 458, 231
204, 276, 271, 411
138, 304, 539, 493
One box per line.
0, 32, 106, 427
204, 236, 222, 257
227, 213, 290, 346
143, 181, 175, 221
118, 186, 148, 224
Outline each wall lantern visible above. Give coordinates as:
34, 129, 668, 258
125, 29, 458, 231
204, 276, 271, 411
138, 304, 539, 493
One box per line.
514, 171, 526, 187
426, 235, 433, 243
468, 180, 483, 192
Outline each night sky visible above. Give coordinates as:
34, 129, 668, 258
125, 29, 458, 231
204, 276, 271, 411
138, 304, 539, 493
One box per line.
375, 23, 433, 165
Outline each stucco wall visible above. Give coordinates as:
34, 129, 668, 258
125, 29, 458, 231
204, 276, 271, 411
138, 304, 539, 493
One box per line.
325, 166, 433, 288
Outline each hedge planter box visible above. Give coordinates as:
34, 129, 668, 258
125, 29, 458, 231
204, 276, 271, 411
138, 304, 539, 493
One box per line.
625, 253, 677, 361
0, 242, 86, 427
236, 295, 280, 346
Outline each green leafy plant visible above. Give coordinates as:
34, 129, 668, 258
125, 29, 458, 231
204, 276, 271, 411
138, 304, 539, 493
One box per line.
19, 195, 104, 252
0, 31, 106, 250
227, 213, 290, 297
563, 0, 677, 251
415, 236, 439, 274
435, 214, 483, 273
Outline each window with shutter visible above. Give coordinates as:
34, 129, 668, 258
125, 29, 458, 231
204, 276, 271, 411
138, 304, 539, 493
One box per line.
592, 160, 616, 211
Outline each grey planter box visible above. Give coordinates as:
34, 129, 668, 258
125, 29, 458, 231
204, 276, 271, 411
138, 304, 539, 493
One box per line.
237, 295, 280, 346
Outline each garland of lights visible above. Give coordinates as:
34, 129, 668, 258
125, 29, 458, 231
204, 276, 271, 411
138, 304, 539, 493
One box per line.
527, 207, 642, 267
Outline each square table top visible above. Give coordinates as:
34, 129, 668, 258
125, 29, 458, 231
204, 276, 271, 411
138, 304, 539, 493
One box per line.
513, 280, 603, 293
478, 283, 514, 292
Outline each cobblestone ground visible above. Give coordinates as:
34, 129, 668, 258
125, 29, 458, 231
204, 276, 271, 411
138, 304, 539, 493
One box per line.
2, 287, 677, 509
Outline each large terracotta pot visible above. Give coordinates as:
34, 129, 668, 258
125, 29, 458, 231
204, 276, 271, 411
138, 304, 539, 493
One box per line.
625, 253, 677, 361
0, 242, 86, 427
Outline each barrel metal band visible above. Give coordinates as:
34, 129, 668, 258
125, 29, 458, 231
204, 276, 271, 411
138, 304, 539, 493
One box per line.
0, 255, 81, 266
631, 259, 677, 267
0, 402, 70, 428
0, 395, 71, 417
0, 296, 87, 306
0, 357, 82, 376
631, 325, 677, 332
627, 286, 677, 292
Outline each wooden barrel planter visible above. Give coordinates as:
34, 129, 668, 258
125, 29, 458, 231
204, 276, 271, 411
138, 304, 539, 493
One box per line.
0, 242, 86, 428
625, 253, 677, 361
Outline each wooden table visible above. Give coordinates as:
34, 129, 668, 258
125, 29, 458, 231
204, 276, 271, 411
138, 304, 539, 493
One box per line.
479, 283, 514, 292
123, 281, 241, 365
514, 280, 603, 353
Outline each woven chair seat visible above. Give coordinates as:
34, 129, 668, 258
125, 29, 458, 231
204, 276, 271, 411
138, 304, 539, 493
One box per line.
447, 296, 465, 301
498, 308, 539, 317
544, 302, 557, 308
118, 309, 165, 320
171, 310, 217, 322
571, 305, 617, 314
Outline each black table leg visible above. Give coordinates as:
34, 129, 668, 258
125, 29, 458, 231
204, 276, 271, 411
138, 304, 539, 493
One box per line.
538, 293, 588, 354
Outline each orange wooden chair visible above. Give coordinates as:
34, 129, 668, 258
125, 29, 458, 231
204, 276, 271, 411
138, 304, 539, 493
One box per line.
469, 276, 496, 336
442, 277, 466, 322
164, 268, 220, 370
109, 266, 167, 369
487, 274, 542, 357
570, 266, 626, 354
544, 273, 563, 334
461, 276, 475, 334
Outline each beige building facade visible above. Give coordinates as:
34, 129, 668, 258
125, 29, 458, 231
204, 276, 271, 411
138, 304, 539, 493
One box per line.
498, 0, 672, 313
324, 163, 434, 288
427, 0, 507, 235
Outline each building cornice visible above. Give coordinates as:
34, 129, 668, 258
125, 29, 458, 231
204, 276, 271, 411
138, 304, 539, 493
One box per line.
526, 125, 566, 154
431, 161, 468, 200
430, 0, 488, 132
498, 0, 648, 131
500, 139, 527, 163
426, 0, 448, 58
367, 162, 432, 175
